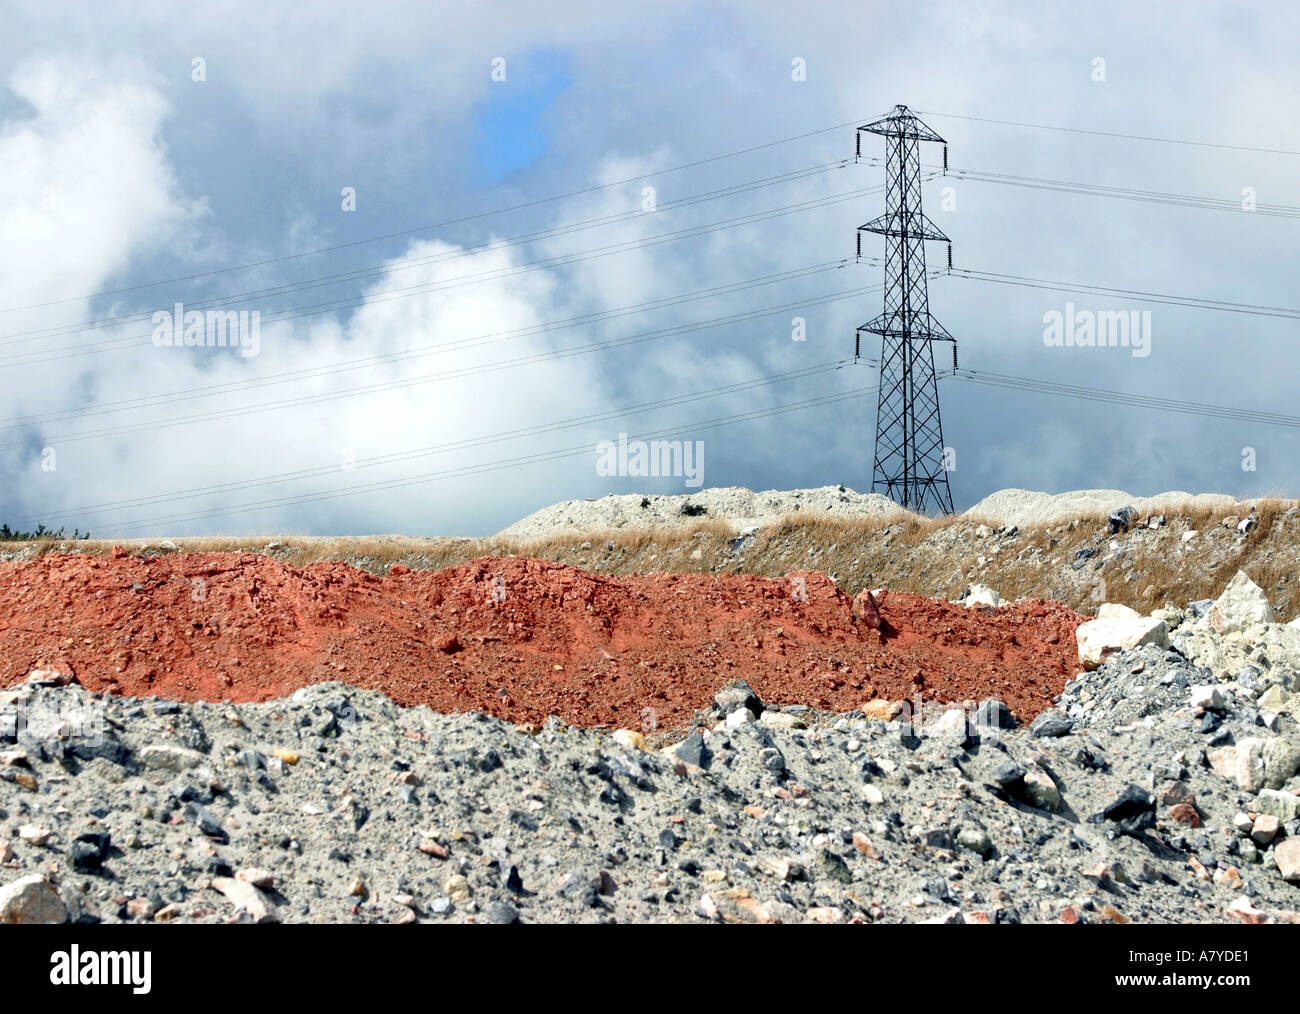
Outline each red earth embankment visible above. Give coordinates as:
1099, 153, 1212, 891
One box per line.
0, 552, 1087, 727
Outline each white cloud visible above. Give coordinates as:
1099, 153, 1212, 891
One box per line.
0, 57, 206, 332
0, 59, 619, 536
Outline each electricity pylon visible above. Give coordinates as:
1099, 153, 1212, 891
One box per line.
854, 105, 957, 514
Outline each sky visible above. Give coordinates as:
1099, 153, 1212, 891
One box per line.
1, 0, 1297, 538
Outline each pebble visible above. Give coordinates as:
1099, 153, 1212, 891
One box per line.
1274, 839, 1300, 882
236, 868, 275, 888
1029, 711, 1072, 738
141, 744, 206, 771
673, 733, 712, 769
482, 901, 519, 924
210, 877, 279, 923
1226, 896, 1269, 924
756, 856, 803, 881
956, 826, 993, 857
17, 825, 51, 846
0, 875, 67, 924
612, 729, 646, 750
759, 711, 805, 731
1250, 814, 1281, 845
126, 897, 158, 919
1022, 769, 1061, 811
445, 875, 472, 903
714, 679, 764, 716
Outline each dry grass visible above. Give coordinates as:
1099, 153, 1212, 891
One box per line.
510, 517, 740, 558
4, 496, 1297, 620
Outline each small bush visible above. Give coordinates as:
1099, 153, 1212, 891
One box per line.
0, 524, 90, 542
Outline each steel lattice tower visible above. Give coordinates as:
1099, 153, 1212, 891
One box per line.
854, 105, 957, 514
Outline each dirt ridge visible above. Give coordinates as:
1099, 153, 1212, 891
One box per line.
0, 552, 1085, 726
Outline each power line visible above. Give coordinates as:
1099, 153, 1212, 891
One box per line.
939, 166, 1300, 220
85, 385, 879, 537
0, 283, 882, 449
55, 359, 1300, 534
947, 368, 1300, 428
0, 186, 882, 367
2, 114, 886, 315
25, 360, 858, 523
4, 160, 855, 345
0, 261, 853, 431
14, 105, 1291, 319
917, 109, 1300, 157
951, 269, 1300, 320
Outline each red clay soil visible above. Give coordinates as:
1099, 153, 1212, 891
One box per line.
0, 552, 1087, 729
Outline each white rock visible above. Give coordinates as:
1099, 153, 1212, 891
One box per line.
1251, 814, 1281, 845
1233, 738, 1267, 793
1275, 839, 1300, 882
1262, 737, 1300, 789
1022, 769, 1061, 811
611, 728, 646, 750
1256, 685, 1292, 714
1182, 530, 1199, 543
1201, 571, 1274, 634
757, 856, 803, 881
961, 583, 1003, 607
725, 708, 755, 730
1208, 745, 1238, 779
930, 709, 969, 739
1097, 603, 1141, 620
1075, 616, 1170, 669
141, 744, 206, 771
1232, 811, 1255, 833
17, 825, 50, 846
759, 711, 805, 730
1255, 790, 1300, 824
1226, 896, 1270, 922
1150, 605, 1185, 629
236, 867, 275, 889
0, 875, 67, 924
1190, 685, 1226, 711
210, 876, 279, 923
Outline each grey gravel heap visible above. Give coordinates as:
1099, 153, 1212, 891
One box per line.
1, 621, 1298, 924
